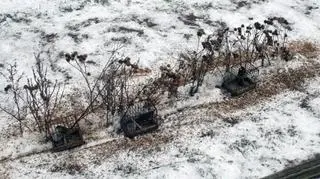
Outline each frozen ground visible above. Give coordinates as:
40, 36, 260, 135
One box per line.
0, 0, 320, 178
1, 63, 320, 179
0, 0, 320, 70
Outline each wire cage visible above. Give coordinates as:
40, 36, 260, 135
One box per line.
120, 101, 159, 138
48, 117, 85, 152
222, 63, 259, 96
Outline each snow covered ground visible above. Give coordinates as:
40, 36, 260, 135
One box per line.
0, 0, 319, 70
1, 66, 320, 179
0, 0, 320, 178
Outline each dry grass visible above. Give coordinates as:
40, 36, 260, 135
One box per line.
82, 133, 173, 160
289, 41, 319, 58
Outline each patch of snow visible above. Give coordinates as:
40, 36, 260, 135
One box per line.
0, 0, 320, 178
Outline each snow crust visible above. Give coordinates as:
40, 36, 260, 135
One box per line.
0, 0, 320, 178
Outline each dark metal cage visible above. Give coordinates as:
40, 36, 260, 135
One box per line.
120, 102, 159, 138
48, 118, 85, 152
222, 63, 259, 96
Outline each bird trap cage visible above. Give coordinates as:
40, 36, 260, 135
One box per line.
48, 117, 85, 152
221, 63, 259, 96
120, 102, 159, 138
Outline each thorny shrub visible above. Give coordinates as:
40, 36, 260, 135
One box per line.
175, 18, 295, 96
24, 52, 66, 138
0, 63, 28, 135
65, 50, 159, 126
201, 18, 293, 70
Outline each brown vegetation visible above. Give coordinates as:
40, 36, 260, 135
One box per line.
289, 41, 319, 58
212, 58, 320, 113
